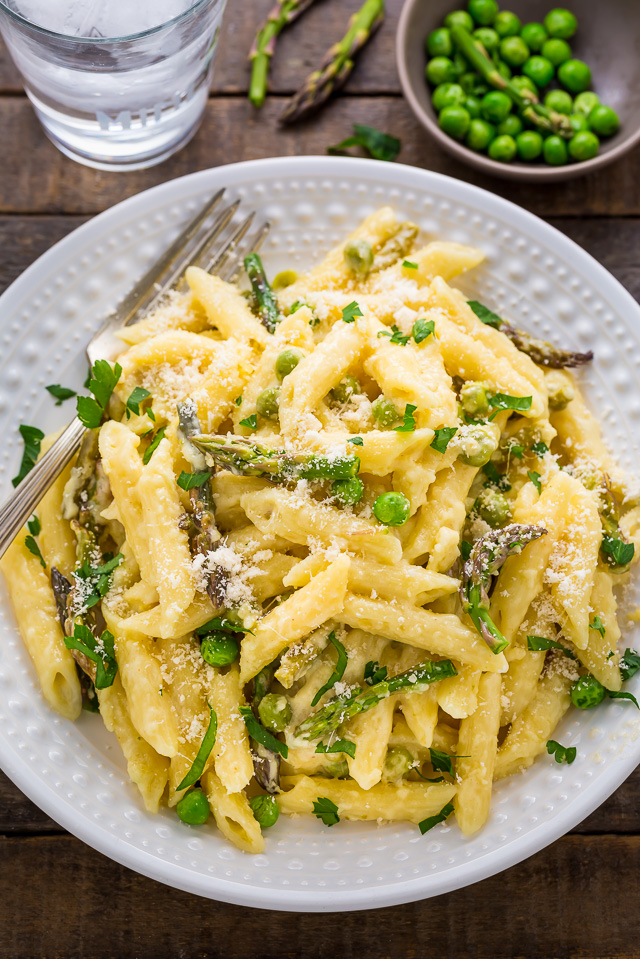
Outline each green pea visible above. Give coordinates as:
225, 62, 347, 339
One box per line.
249, 794, 280, 829
588, 105, 620, 138
544, 89, 573, 114
467, 0, 498, 25
200, 632, 239, 667
568, 113, 589, 132
324, 758, 349, 778
499, 36, 530, 68
557, 58, 591, 93
258, 693, 292, 732
426, 56, 457, 86
373, 491, 411, 527
541, 37, 572, 66
426, 27, 453, 58
452, 51, 469, 76
573, 91, 599, 116
522, 55, 554, 88
272, 269, 298, 290
543, 8, 578, 40
256, 386, 280, 420
460, 71, 482, 95
516, 130, 543, 160
384, 746, 414, 780
477, 488, 511, 527
481, 90, 512, 123
465, 95, 483, 119
571, 675, 606, 709
432, 82, 466, 112
330, 374, 361, 405
520, 22, 547, 52
176, 787, 210, 825
466, 118, 496, 151
444, 9, 474, 30
511, 75, 538, 97
472, 26, 499, 52
332, 477, 364, 507
548, 380, 574, 410
494, 60, 512, 80
488, 134, 517, 162
460, 381, 490, 416
275, 347, 304, 381
459, 424, 498, 467
568, 130, 599, 162
439, 105, 471, 140
372, 395, 400, 428
543, 135, 568, 166
343, 238, 374, 276
497, 114, 523, 137
494, 10, 521, 37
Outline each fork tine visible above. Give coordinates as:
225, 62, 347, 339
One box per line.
182, 198, 242, 277
203, 211, 256, 279
218, 220, 271, 283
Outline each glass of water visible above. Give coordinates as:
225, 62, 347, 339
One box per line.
0, 0, 227, 170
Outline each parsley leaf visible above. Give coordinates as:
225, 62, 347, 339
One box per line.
460, 539, 472, 561
63, 623, 118, 689
142, 426, 167, 465
527, 635, 576, 660
364, 660, 388, 686
176, 704, 217, 790
347, 436, 364, 446
377, 324, 410, 346
342, 301, 363, 324
589, 615, 606, 638
418, 801, 455, 835
126, 386, 151, 417
483, 462, 511, 491
24, 534, 46, 568
235, 395, 243, 406
608, 690, 640, 709
467, 300, 503, 328
240, 414, 258, 430
74, 553, 123, 610
546, 740, 576, 765
620, 649, 640, 681
394, 403, 417, 433
12, 424, 44, 487
27, 514, 41, 536
45, 384, 76, 406
177, 470, 212, 491
601, 536, 635, 568
312, 796, 340, 826
488, 393, 533, 421
531, 440, 549, 457
76, 396, 104, 430
76, 360, 122, 429
315, 739, 356, 759
290, 300, 305, 314
412, 318, 435, 344
403, 260, 418, 270
328, 124, 401, 163
311, 631, 348, 706
430, 426, 458, 454
239, 706, 288, 758
507, 442, 524, 459
429, 748, 456, 777
527, 470, 542, 494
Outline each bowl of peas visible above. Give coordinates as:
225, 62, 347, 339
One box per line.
396, 0, 640, 180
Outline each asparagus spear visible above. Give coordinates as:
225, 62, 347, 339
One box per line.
371, 222, 419, 272
460, 524, 547, 653
499, 324, 593, 369
249, 0, 319, 108
295, 659, 457, 740
244, 253, 280, 333
598, 474, 635, 571
280, 0, 385, 125
192, 433, 360, 483
450, 26, 574, 139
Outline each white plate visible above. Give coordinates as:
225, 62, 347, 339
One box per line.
0, 157, 639, 912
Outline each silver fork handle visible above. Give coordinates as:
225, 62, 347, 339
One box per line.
0, 417, 85, 560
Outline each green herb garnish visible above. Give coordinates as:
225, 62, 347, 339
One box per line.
46, 384, 76, 406
394, 403, 417, 433
311, 631, 348, 707
176, 704, 218, 790
315, 739, 356, 759
12, 424, 45, 487
418, 801, 455, 835
328, 124, 401, 163
239, 706, 288, 758
430, 426, 457, 454
546, 740, 576, 765
312, 796, 340, 826
177, 471, 212, 491
342, 301, 363, 324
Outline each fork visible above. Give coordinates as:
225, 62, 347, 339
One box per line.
0, 190, 270, 559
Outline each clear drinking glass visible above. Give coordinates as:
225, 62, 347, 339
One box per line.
0, 0, 227, 170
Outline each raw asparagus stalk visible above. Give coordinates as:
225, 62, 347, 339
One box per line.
295, 659, 457, 740
450, 26, 574, 138
244, 253, 280, 333
249, 0, 319, 108
460, 524, 546, 652
192, 433, 360, 483
280, 0, 385, 125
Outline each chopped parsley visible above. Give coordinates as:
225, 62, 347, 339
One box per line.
527, 635, 576, 660
76, 359, 122, 429
429, 748, 457, 777
377, 324, 410, 346
546, 740, 576, 765
328, 124, 401, 163
240, 414, 258, 430
418, 801, 455, 835
24, 533, 46, 568
239, 706, 288, 758
45, 384, 76, 406
311, 631, 348, 707
460, 539, 472, 561
342, 301, 363, 324
507, 442, 524, 459
63, 623, 118, 690
531, 440, 549, 457
412, 318, 435, 344
312, 796, 340, 826
176, 704, 218, 790
177, 470, 212, 491
235, 395, 243, 406
620, 649, 640, 681
142, 426, 167, 465
488, 393, 533, 421
608, 690, 640, 709
403, 260, 418, 270
483, 462, 511, 491
467, 300, 503, 328
125, 386, 152, 417
347, 436, 364, 446
73, 553, 123, 611
394, 403, 417, 433
589, 615, 606, 639
430, 426, 457, 454
27, 514, 41, 536
364, 660, 387, 686
527, 470, 542, 494
12, 424, 44, 487
601, 536, 635, 568
315, 739, 356, 759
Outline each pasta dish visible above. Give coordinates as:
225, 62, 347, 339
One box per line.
3, 206, 639, 853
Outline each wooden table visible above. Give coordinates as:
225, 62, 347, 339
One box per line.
1, 1, 639, 955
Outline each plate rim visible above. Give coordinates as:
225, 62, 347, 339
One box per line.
1, 154, 639, 911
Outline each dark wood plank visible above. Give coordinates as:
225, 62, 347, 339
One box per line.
1, 97, 640, 216
0, 833, 637, 958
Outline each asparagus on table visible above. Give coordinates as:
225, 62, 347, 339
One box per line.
450, 26, 574, 139
244, 253, 280, 333
192, 433, 360, 483
280, 0, 385, 125
295, 659, 457, 740
460, 524, 547, 653
249, 0, 319, 108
